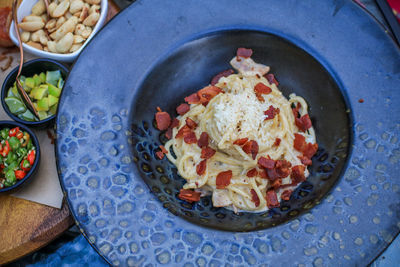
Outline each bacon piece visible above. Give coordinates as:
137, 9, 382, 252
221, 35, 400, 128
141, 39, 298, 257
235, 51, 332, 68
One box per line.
197, 86, 224, 105
293, 133, 307, 152
176, 103, 190, 115
295, 114, 312, 132
258, 156, 275, 169
197, 132, 209, 148
273, 138, 281, 147
265, 73, 279, 86
178, 189, 201, 203
185, 93, 200, 104
303, 143, 318, 158
264, 105, 280, 120
281, 190, 292, 201
183, 132, 197, 144
298, 155, 312, 166
254, 82, 272, 95
271, 178, 282, 189
155, 111, 171, 130
292, 103, 301, 118
242, 140, 259, 160
201, 147, 216, 159
165, 128, 173, 140
236, 47, 253, 58
176, 125, 191, 139
259, 169, 268, 179
185, 118, 197, 129
196, 159, 207, 175
156, 151, 165, 160
211, 69, 234, 86
265, 190, 280, 208
246, 168, 258, 177
233, 138, 248, 146
171, 118, 180, 128
291, 165, 306, 185
275, 160, 292, 178
250, 189, 260, 207
160, 145, 168, 154
216, 170, 233, 189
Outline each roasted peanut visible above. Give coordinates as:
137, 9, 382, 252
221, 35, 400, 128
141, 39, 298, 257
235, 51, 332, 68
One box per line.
80, 26, 92, 39
89, 4, 100, 14
21, 31, 30, 42
22, 15, 44, 23
45, 19, 57, 30
18, 21, 45, 32
79, 6, 89, 22
40, 36, 49, 46
55, 32, 74, 53
70, 0, 84, 14
73, 34, 85, 44
32, 0, 46, 16
74, 23, 85, 35
53, 0, 70, 17
83, 12, 99, 27
84, 0, 100, 5
43, 46, 49, 52
31, 29, 45, 42
48, 2, 58, 17
56, 16, 66, 29
70, 43, 82, 52
27, 41, 43, 50
51, 16, 78, 41
65, 12, 73, 19
47, 41, 57, 53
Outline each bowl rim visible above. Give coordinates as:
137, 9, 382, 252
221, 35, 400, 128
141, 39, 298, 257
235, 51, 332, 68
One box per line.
0, 120, 41, 193
1, 58, 69, 127
9, 0, 109, 62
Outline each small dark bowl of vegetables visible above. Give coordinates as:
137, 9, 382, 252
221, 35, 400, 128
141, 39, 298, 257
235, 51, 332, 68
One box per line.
1, 58, 68, 129
0, 121, 40, 193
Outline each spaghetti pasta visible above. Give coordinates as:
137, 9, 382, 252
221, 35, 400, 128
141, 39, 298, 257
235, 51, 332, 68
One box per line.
156, 48, 318, 213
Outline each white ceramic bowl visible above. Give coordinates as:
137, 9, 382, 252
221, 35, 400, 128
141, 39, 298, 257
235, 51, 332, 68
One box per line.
10, 0, 108, 62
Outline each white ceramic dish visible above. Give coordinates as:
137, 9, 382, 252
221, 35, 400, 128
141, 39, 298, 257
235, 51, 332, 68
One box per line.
9, 0, 108, 62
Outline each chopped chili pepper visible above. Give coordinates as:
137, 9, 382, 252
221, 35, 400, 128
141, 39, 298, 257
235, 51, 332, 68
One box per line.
9, 127, 19, 137
1, 140, 10, 157
16, 131, 24, 139
27, 150, 35, 165
14, 170, 26, 180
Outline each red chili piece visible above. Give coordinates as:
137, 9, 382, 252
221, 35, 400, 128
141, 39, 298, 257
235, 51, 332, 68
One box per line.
201, 147, 216, 159
183, 132, 197, 144
176, 103, 190, 115
273, 138, 281, 147
196, 159, 207, 175
27, 150, 35, 165
216, 170, 233, 189
265, 73, 279, 86
178, 189, 201, 203
281, 190, 292, 201
264, 105, 280, 120
295, 114, 312, 132
265, 190, 280, 208
197, 132, 209, 148
236, 48, 253, 58
155, 111, 171, 130
14, 170, 26, 180
242, 140, 259, 160
246, 168, 258, 177
9, 127, 19, 137
233, 138, 248, 146
185, 93, 201, 104
1, 141, 10, 157
210, 69, 234, 86
185, 118, 197, 129
250, 189, 260, 207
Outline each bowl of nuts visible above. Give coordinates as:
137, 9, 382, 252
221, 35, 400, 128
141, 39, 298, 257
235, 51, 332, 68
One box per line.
9, 0, 108, 62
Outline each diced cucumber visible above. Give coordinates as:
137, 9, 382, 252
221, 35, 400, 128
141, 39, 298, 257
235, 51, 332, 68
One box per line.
57, 78, 64, 89
18, 109, 37, 122
36, 97, 49, 111
32, 87, 48, 100
39, 72, 46, 83
49, 103, 58, 115
33, 74, 41, 86
48, 94, 58, 107
38, 111, 48, 120
48, 83, 61, 97
46, 70, 61, 86
5, 97, 26, 114
25, 77, 35, 89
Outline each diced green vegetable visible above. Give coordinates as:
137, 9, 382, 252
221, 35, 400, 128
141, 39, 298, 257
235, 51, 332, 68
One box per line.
32, 86, 48, 100
11, 85, 20, 96
4, 97, 26, 114
38, 111, 48, 120
8, 137, 20, 150
33, 74, 41, 87
6, 152, 17, 165
17, 147, 28, 157
0, 129, 9, 139
48, 95, 58, 107
49, 103, 58, 115
47, 83, 61, 97
5, 169, 16, 184
46, 70, 61, 86
37, 98, 49, 111
18, 110, 37, 122
57, 78, 64, 89
39, 72, 46, 83
25, 77, 35, 89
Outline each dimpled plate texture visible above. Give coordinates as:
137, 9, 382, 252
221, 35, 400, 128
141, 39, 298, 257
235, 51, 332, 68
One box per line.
56, 0, 400, 266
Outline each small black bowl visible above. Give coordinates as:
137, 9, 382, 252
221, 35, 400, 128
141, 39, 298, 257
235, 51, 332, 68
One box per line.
0, 120, 40, 193
1, 58, 69, 129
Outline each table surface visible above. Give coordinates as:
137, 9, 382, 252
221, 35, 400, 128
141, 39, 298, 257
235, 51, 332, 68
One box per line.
0, 1, 120, 265
2, 0, 399, 266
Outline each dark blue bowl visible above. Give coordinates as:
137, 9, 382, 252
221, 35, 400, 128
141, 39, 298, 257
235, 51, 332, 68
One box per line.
1, 58, 69, 129
0, 120, 40, 193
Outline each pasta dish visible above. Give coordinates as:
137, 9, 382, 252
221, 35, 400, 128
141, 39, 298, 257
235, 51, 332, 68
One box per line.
154, 48, 318, 213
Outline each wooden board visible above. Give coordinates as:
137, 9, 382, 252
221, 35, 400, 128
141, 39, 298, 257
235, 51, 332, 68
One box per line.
0, 1, 120, 265
0, 195, 73, 265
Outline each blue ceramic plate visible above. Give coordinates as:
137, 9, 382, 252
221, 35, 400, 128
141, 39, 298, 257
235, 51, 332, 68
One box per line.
56, 0, 400, 266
